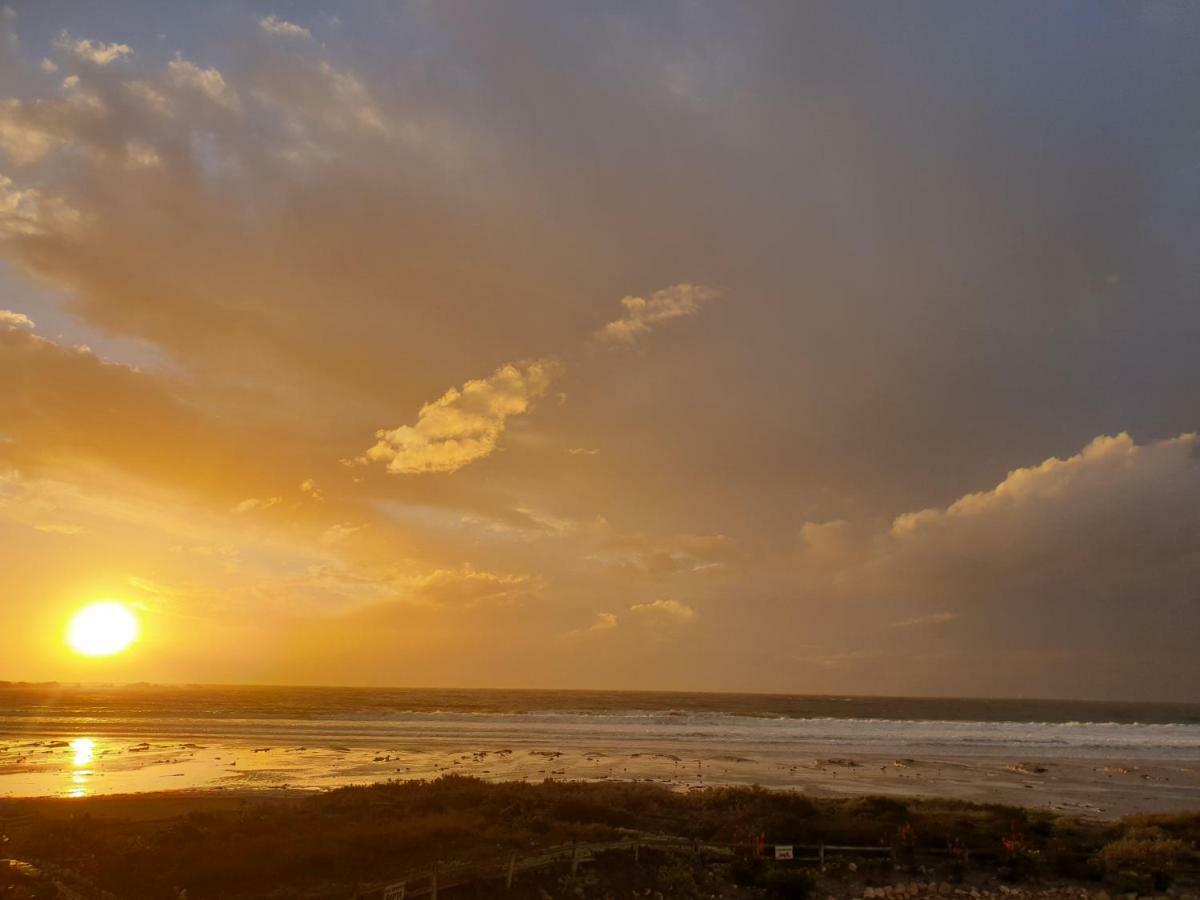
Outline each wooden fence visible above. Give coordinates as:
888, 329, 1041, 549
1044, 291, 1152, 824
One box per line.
354, 834, 941, 899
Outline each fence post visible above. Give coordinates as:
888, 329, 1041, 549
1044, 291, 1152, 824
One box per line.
431, 862, 438, 900
571, 842, 579, 876
506, 852, 516, 890
634, 842, 640, 865
964, 848, 970, 868
819, 842, 825, 868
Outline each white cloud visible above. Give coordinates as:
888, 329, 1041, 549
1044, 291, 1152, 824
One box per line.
259, 16, 312, 40
596, 283, 718, 346
630, 598, 696, 621
299, 478, 323, 501
0, 309, 34, 329
54, 32, 132, 65
364, 359, 557, 474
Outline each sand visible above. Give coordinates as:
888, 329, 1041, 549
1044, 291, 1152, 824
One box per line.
3, 732, 1198, 819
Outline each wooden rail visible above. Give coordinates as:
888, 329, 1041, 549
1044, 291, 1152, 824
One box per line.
355, 834, 928, 899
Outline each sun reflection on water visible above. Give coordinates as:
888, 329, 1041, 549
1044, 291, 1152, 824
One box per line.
71, 737, 95, 767
66, 737, 96, 797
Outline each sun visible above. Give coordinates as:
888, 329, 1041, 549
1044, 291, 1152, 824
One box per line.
66, 601, 140, 657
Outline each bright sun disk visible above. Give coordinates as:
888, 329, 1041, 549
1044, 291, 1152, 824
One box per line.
66, 601, 139, 657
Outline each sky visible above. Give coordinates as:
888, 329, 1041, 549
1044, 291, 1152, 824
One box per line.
0, 1, 1198, 700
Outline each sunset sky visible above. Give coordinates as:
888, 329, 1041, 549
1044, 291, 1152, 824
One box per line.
1, 2, 1198, 700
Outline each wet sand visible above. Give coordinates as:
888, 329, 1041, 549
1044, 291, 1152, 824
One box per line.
3, 733, 1197, 819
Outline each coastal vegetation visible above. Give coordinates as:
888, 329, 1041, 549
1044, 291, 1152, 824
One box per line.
2, 777, 1197, 899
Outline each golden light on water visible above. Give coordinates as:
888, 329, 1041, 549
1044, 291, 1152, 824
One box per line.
71, 737, 95, 767
66, 602, 140, 657
67, 737, 96, 798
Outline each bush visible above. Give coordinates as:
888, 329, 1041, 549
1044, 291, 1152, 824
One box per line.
654, 858, 702, 898
762, 866, 816, 899
729, 856, 765, 887
1094, 834, 1192, 890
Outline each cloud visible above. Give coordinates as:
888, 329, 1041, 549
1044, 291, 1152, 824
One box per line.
124, 141, 160, 168
407, 564, 535, 607
568, 447, 600, 455
233, 496, 281, 513
793, 649, 886, 670
0, 100, 61, 164
166, 56, 242, 113
630, 598, 696, 621
259, 16, 312, 40
54, 32, 132, 66
299, 478, 323, 501
34, 522, 84, 535
596, 530, 737, 577
0, 309, 33, 329
364, 359, 557, 474
0, 176, 80, 236
320, 522, 364, 544
567, 611, 618, 637
794, 433, 1200, 695
878, 433, 1200, 581
595, 283, 718, 346
891, 611, 958, 628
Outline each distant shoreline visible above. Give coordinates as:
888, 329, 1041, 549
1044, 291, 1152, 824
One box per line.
3, 680, 1199, 710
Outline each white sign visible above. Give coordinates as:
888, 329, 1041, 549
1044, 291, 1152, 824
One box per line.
774, 845, 794, 860
382, 883, 406, 900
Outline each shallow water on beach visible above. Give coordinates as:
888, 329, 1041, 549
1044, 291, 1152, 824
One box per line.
2, 684, 1198, 816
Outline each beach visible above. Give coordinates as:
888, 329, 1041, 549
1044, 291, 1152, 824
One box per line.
3, 685, 1198, 818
